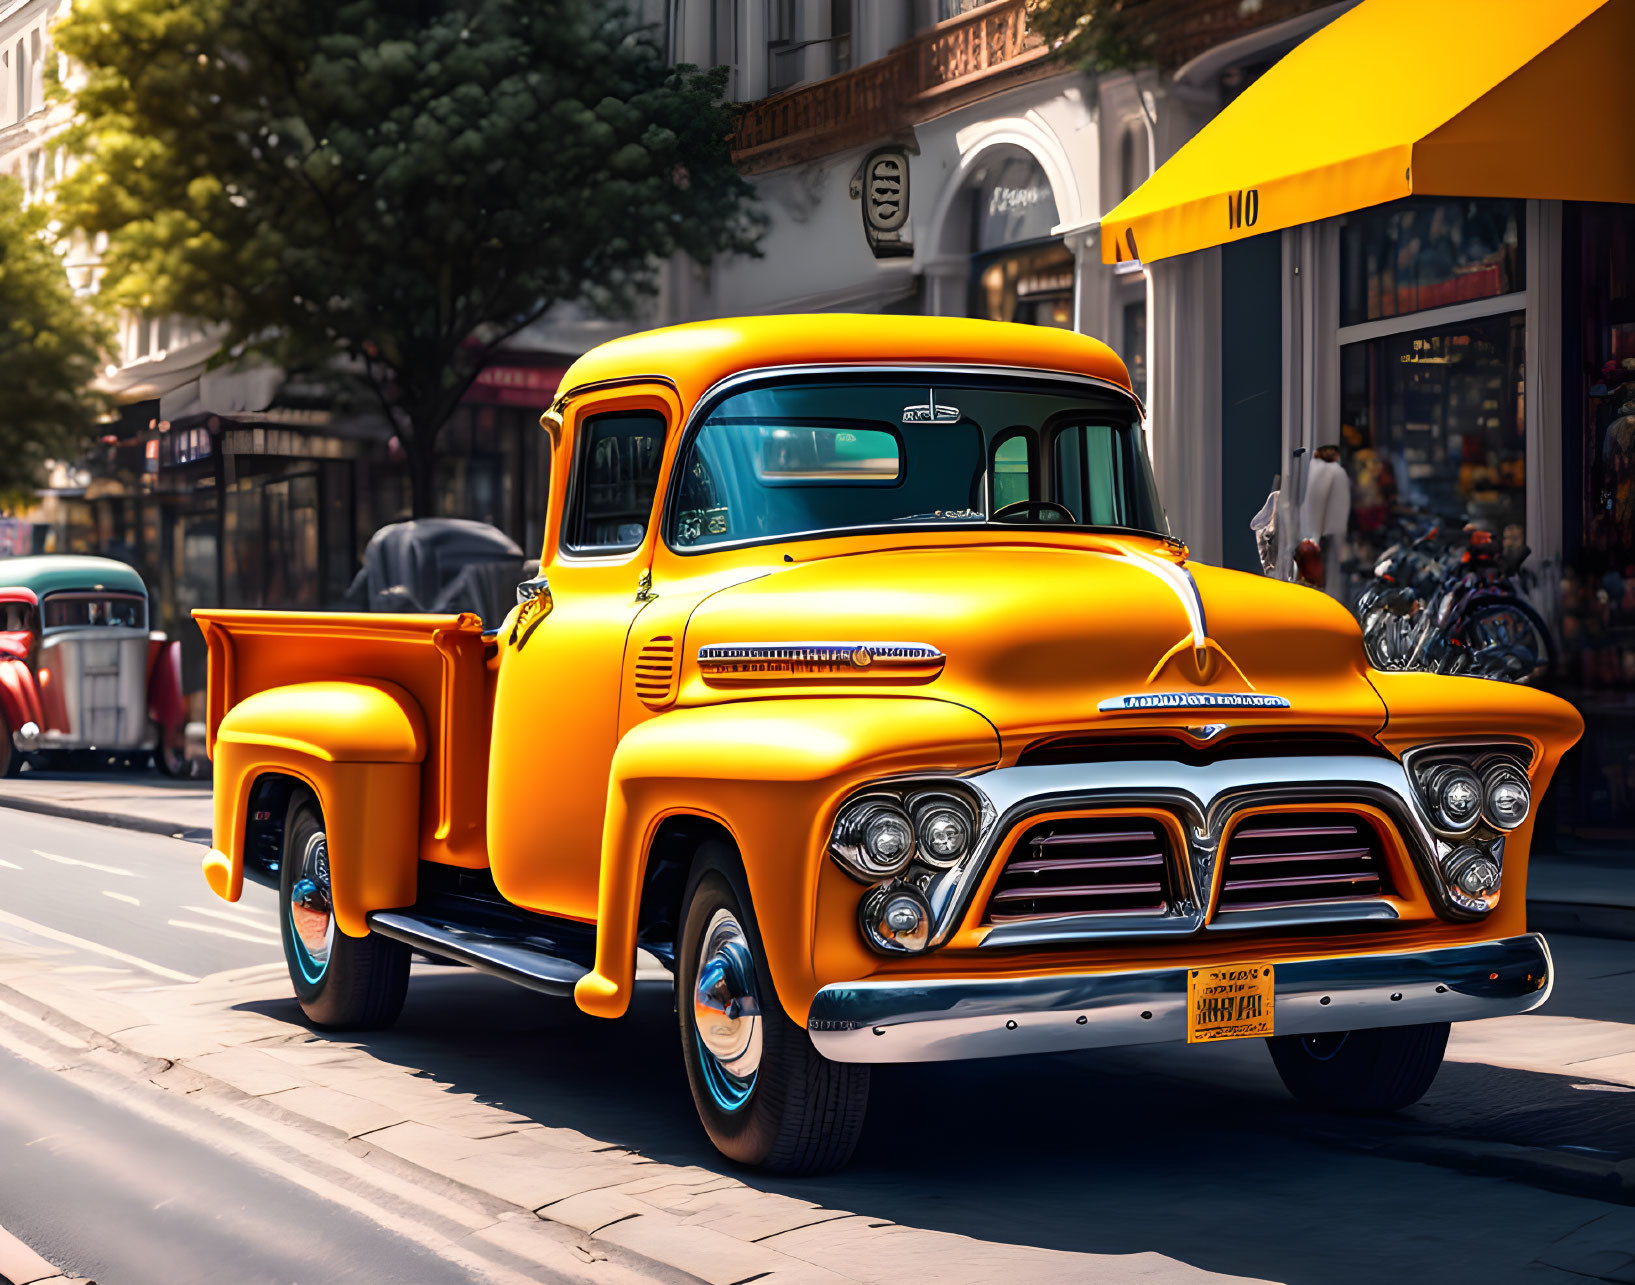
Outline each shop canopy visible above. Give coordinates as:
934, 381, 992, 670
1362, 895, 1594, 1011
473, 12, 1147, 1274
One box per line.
1100, 0, 1635, 264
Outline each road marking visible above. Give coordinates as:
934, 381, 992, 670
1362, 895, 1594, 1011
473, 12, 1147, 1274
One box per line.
0, 906, 196, 983
182, 903, 277, 930
103, 890, 141, 907
0, 998, 89, 1051
168, 918, 282, 947
32, 849, 136, 878
0, 858, 19, 870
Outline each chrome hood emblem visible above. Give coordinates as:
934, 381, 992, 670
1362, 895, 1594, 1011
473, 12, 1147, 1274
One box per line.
1097, 692, 1291, 713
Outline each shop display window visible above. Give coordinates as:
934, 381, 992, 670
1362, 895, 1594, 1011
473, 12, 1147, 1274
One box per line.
963, 148, 1072, 329
1340, 197, 1524, 327
1339, 310, 1526, 596
1550, 203, 1635, 846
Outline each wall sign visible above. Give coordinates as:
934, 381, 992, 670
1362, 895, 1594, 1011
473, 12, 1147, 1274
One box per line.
854, 148, 912, 259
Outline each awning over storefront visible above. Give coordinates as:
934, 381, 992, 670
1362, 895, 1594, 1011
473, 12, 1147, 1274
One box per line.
1101, 0, 1634, 265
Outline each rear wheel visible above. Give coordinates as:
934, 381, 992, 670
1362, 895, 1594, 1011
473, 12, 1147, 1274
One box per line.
278, 791, 409, 1029
677, 845, 869, 1174
1268, 1022, 1449, 1112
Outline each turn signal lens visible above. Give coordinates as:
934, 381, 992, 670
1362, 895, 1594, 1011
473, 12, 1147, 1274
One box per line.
1481, 762, 1531, 832
830, 798, 917, 881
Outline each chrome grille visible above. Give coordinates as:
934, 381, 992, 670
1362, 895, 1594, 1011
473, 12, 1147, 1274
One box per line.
1216, 812, 1390, 913
984, 817, 1173, 923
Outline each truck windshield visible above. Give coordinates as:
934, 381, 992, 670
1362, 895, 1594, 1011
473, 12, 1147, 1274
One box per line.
668, 374, 1163, 550
41, 592, 147, 631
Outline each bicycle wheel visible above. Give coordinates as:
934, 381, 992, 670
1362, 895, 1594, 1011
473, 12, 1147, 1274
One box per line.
1446, 598, 1555, 684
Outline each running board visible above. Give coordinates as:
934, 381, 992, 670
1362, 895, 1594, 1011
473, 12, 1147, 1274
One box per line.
367, 907, 594, 997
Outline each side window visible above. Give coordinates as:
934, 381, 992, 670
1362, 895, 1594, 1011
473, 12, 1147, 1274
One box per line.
564, 410, 667, 553
1053, 423, 1124, 526
991, 430, 1033, 511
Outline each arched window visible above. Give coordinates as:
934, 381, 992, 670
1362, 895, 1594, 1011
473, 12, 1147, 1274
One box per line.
29, 30, 42, 115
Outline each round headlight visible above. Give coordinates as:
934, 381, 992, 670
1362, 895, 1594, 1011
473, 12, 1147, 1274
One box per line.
1482, 762, 1530, 832
859, 882, 931, 954
1424, 763, 1483, 834
830, 798, 916, 880
910, 795, 974, 869
1441, 843, 1501, 901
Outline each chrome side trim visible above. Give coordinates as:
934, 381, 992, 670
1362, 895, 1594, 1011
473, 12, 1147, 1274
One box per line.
807, 933, 1551, 1063
697, 641, 945, 681
953, 754, 1458, 947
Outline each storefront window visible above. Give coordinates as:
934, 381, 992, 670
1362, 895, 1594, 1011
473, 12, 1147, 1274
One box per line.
1121, 296, 1147, 404
965, 150, 1073, 330
1340, 198, 1524, 327
1550, 203, 1635, 848
1340, 310, 1526, 582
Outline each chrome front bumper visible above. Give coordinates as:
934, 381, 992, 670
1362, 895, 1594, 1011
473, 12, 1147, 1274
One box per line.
807, 933, 1551, 1063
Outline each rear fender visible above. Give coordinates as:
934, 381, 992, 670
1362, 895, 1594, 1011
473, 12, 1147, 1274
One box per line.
573, 697, 1000, 1022
204, 680, 425, 937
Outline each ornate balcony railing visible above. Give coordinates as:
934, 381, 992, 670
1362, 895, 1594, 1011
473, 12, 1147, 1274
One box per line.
730, 0, 1054, 174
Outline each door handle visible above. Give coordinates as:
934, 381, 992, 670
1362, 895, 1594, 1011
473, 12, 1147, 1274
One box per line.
510, 576, 552, 649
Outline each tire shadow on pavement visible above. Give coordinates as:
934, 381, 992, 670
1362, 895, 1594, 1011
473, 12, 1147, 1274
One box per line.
233, 962, 1635, 1285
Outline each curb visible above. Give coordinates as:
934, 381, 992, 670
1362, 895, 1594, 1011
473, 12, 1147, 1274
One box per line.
0, 794, 211, 844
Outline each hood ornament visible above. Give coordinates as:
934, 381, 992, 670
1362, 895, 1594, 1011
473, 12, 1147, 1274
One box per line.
1187, 723, 1228, 740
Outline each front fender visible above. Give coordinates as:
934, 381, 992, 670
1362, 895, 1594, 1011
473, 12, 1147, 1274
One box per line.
573, 696, 1000, 1021
204, 680, 426, 937
1371, 669, 1583, 941
0, 656, 43, 737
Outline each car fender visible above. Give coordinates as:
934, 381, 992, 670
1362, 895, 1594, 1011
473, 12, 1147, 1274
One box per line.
0, 654, 43, 736
572, 696, 1000, 1022
203, 680, 426, 937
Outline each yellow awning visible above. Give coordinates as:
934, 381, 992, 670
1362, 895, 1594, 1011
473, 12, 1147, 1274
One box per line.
1101, 0, 1635, 264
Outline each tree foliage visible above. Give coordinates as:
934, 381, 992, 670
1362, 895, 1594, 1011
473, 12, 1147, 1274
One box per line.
0, 179, 108, 508
54, 0, 763, 513
1026, 0, 1331, 72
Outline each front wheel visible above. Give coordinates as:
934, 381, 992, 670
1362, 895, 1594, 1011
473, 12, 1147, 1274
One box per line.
1268, 1022, 1449, 1112
278, 790, 409, 1029
677, 845, 869, 1174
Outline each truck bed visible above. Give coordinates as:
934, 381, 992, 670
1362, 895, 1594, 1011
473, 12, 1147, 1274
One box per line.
194, 609, 493, 867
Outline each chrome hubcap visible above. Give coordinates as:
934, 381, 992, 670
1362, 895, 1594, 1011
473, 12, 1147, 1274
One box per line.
693, 909, 761, 1108
289, 830, 334, 983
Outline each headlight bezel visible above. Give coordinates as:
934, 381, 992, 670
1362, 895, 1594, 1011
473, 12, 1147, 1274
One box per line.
828, 777, 993, 954
1404, 740, 1533, 919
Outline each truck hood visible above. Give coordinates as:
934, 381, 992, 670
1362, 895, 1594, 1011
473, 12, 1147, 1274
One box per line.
677, 544, 1387, 747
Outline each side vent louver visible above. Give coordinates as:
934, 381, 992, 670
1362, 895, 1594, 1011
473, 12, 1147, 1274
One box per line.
634, 636, 677, 708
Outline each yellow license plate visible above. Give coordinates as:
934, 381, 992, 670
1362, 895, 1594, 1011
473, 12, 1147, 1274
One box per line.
1187, 963, 1276, 1043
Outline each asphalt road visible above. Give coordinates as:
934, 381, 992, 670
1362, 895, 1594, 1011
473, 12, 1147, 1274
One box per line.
1, 808, 1634, 1283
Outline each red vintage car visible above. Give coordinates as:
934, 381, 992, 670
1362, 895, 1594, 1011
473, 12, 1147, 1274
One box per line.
0, 558, 187, 776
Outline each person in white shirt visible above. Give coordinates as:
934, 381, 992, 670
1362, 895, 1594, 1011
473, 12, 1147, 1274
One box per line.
1305, 444, 1352, 601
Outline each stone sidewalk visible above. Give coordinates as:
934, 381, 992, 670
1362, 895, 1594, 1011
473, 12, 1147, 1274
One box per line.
0, 959, 1254, 1285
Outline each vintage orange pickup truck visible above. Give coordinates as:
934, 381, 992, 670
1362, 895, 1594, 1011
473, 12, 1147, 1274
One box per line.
198, 315, 1581, 1173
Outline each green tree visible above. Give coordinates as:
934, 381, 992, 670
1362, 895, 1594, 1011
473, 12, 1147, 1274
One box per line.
0, 179, 108, 508
1027, 0, 1330, 71
54, 0, 762, 515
